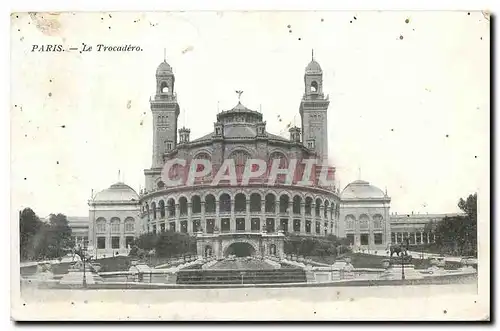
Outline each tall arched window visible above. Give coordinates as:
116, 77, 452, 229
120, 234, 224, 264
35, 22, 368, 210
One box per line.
230, 150, 251, 181
159, 200, 165, 218
279, 195, 290, 213
194, 153, 212, 182
205, 194, 216, 213
315, 198, 322, 217
179, 197, 188, 216
305, 197, 313, 216
324, 201, 329, 218
345, 215, 355, 230
234, 193, 246, 212
192, 195, 201, 214
219, 193, 231, 213
293, 196, 302, 215
265, 193, 276, 213
110, 217, 120, 233
269, 152, 288, 183
250, 193, 261, 212
151, 202, 157, 219
359, 214, 369, 230
96, 218, 106, 233
167, 198, 175, 217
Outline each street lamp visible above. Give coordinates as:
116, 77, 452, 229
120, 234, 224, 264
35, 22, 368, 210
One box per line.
82, 249, 87, 288
75, 244, 88, 288
401, 252, 405, 280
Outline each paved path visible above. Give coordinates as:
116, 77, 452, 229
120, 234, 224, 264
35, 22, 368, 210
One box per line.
354, 249, 475, 263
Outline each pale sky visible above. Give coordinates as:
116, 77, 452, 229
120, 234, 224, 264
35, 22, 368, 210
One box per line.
10, 11, 489, 217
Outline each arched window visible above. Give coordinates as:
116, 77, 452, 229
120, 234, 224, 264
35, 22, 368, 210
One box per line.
310, 81, 318, 92
324, 201, 329, 218
194, 152, 211, 161
96, 218, 106, 233
160, 81, 169, 93
279, 195, 290, 213
345, 215, 355, 230
305, 197, 313, 216
269, 152, 288, 183
159, 200, 165, 218
179, 197, 188, 216
219, 193, 231, 213
230, 150, 251, 181
145, 203, 149, 215
359, 214, 369, 229
269, 152, 288, 168
110, 217, 120, 233
151, 202, 157, 219
315, 198, 322, 217
250, 193, 261, 212
265, 193, 276, 213
293, 196, 302, 215
192, 195, 201, 214
124, 217, 135, 232
373, 214, 383, 229
167, 198, 175, 217
234, 193, 246, 212
194, 153, 212, 180
205, 194, 216, 213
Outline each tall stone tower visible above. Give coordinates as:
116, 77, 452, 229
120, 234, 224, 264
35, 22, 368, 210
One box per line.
150, 59, 180, 168
299, 52, 330, 162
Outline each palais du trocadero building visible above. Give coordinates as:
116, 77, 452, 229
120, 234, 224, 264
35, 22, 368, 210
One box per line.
87, 56, 394, 258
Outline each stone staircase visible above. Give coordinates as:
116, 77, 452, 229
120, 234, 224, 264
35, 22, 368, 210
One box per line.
176, 268, 307, 285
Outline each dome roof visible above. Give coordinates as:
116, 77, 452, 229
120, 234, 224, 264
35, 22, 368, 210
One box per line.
341, 180, 386, 200
305, 60, 322, 74
93, 182, 139, 202
156, 61, 172, 75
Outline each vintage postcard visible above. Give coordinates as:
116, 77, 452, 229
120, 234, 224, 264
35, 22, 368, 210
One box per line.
10, 11, 489, 321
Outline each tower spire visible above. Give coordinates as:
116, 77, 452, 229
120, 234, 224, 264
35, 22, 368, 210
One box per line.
163, 48, 166, 62
118, 169, 121, 182
312, 48, 314, 61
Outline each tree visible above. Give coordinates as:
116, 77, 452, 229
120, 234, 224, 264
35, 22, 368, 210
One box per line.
133, 231, 196, 258
19, 208, 43, 261
36, 213, 74, 259
283, 233, 351, 257
19, 209, 74, 260
433, 193, 477, 256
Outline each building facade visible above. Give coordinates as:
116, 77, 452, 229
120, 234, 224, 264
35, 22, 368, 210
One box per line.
83, 55, 456, 257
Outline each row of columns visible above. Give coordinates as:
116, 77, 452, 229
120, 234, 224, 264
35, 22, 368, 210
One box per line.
392, 231, 435, 244
147, 201, 338, 221
95, 220, 135, 250
146, 200, 336, 235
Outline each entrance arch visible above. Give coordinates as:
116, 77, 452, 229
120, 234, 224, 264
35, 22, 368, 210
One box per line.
225, 242, 256, 257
